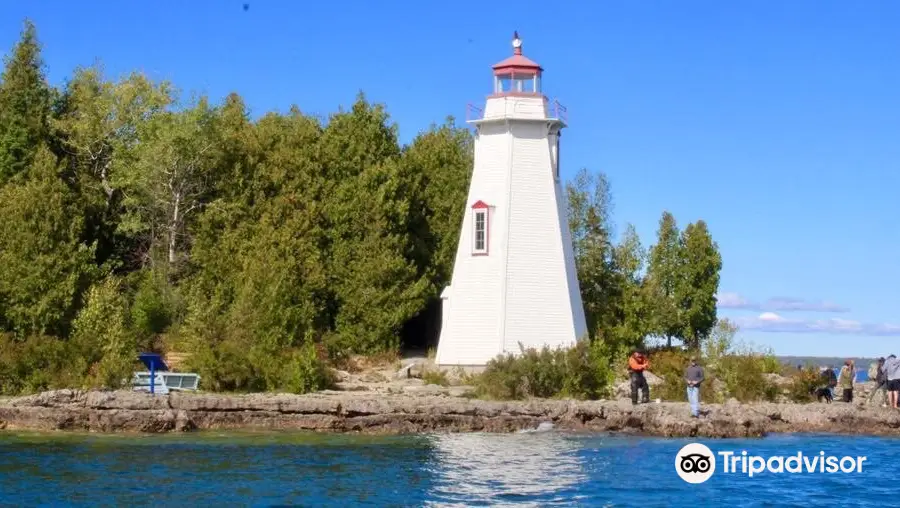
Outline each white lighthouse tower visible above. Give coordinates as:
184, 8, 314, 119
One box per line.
435, 32, 588, 367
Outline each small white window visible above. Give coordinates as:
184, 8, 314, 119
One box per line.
472, 208, 488, 255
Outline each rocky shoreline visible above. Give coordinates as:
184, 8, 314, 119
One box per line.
1, 389, 899, 437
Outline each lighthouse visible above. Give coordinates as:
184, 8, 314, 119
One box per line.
434, 32, 588, 367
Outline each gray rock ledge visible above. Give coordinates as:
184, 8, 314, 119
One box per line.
1, 389, 899, 437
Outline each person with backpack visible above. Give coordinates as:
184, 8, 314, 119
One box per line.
867, 358, 888, 407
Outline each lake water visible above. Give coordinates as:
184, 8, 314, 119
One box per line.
0, 430, 896, 506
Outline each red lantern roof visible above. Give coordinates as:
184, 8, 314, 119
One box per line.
492, 31, 543, 76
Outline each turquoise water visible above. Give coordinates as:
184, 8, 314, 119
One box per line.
0, 430, 895, 506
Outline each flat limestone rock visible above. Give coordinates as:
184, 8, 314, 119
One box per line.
1, 389, 899, 437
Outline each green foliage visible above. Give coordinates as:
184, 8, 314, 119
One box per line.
422, 369, 450, 387
645, 349, 692, 401
0, 19, 51, 183
186, 339, 334, 394
279, 343, 336, 394
0, 20, 729, 399
646, 212, 683, 346
717, 354, 779, 403
678, 221, 722, 349
567, 168, 617, 336
0, 146, 96, 336
786, 367, 823, 403
473, 341, 613, 400
566, 169, 724, 360
129, 266, 181, 346
69, 277, 138, 389
0, 334, 75, 395
651, 320, 780, 403
401, 119, 473, 286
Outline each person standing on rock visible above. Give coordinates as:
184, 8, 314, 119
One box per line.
684, 357, 705, 418
837, 359, 856, 403
867, 358, 888, 407
884, 354, 900, 409
628, 351, 650, 405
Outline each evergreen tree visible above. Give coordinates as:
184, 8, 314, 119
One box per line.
607, 224, 652, 351
678, 220, 722, 349
0, 146, 96, 336
646, 211, 683, 347
318, 94, 430, 355
400, 118, 473, 287
0, 20, 52, 183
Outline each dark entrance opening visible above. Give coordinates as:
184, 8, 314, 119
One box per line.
400, 297, 441, 355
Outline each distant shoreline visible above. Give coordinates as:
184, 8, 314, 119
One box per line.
1, 390, 899, 438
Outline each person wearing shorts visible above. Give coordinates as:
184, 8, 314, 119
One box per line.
884, 354, 900, 409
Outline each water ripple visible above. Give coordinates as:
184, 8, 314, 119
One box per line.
0, 430, 896, 506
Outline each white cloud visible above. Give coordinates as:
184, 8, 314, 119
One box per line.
758, 311, 782, 322
732, 313, 900, 336
716, 292, 849, 313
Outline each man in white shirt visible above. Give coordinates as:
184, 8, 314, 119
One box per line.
883, 354, 900, 409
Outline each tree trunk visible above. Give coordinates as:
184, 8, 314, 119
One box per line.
168, 193, 180, 264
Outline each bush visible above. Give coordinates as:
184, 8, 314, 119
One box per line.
422, 369, 449, 387
279, 342, 335, 394
187, 339, 334, 394
718, 354, 779, 402
129, 266, 181, 346
69, 277, 139, 389
786, 367, 822, 403
0, 334, 77, 395
473, 341, 612, 400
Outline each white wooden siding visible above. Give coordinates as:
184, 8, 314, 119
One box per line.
435, 95, 588, 367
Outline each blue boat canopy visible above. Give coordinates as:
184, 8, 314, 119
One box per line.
138, 353, 169, 372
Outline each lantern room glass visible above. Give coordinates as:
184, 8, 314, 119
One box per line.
494, 72, 541, 94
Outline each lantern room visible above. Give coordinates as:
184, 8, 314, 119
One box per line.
492, 31, 543, 95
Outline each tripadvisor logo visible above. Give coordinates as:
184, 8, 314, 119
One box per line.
675, 443, 716, 483
675, 443, 867, 483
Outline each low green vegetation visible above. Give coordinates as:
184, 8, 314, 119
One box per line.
421, 369, 450, 387
473, 341, 616, 400
650, 347, 782, 404
785, 366, 824, 403
471, 320, 790, 403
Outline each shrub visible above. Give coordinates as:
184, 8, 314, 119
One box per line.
70, 277, 139, 389
0, 334, 77, 395
647, 347, 782, 403
279, 342, 335, 394
718, 354, 779, 402
786, 367, 822, 403
130, 267, 181, 347
187, 339, 334, 394
645, 349, 689, 401
473, 341, 612, 400
422, 369, 449, 387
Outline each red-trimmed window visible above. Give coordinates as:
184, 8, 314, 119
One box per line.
472, 200, 489, 255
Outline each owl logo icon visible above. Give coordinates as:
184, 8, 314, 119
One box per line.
675, 443, 716, 483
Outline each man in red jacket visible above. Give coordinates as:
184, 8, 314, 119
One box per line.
628, 351, 650, 405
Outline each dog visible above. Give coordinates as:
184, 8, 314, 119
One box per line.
813, 386, 833, 403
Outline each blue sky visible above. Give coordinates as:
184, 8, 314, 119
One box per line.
3, 1, 898, 357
